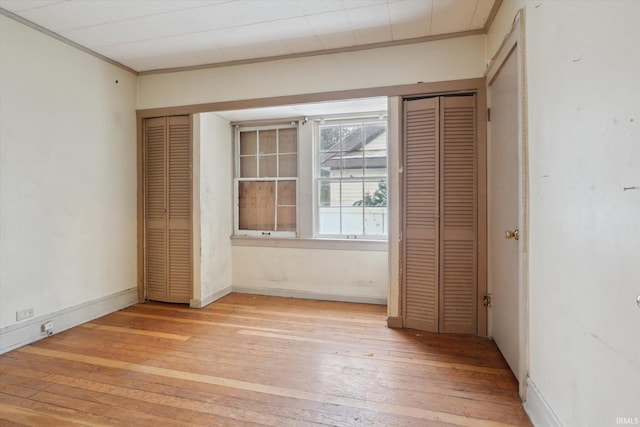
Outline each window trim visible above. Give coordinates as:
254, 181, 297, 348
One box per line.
313, 115, 389, 240
233, 123, 299, 238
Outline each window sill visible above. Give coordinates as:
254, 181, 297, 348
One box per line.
230, 236, 388, 252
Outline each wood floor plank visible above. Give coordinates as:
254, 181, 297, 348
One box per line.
0, 294, 531, 426
0, 354, 453, 427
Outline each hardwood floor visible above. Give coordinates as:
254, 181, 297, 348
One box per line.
0, 294, 532, 426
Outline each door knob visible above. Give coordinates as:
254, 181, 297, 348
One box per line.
505, 229, 519, 240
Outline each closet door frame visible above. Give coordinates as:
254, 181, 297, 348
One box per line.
398, 90, 487, 336
137, 115, 194, 304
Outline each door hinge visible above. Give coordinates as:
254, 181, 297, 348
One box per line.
483, 294, 492, 307
487, 108, 491, 122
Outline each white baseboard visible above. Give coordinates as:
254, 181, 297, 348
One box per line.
0, 287, 138, 355
524, 377, 563, 427
232, 286, 387, 305
190, 285, 233, 308
1, 285, 383, 354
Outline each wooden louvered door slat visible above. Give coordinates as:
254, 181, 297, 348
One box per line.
144, 116, 192, 304
403, 97, 439, 332
439, 95, 477, 334
145, 117, 167, 302
402, 95, 478, 334
167, 116, 192, 303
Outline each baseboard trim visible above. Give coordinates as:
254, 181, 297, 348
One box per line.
524, 377, 562, 427
232, 286, 387, 305
190, 286, 233, 308
387, 316, 403, 328
0, 287, 138, 355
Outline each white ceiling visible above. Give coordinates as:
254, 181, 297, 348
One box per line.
0, 0, 497, 73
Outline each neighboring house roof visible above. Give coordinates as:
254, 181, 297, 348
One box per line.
320, 125, 387, 169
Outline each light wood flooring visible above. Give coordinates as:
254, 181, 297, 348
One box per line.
0, 294, 532, 426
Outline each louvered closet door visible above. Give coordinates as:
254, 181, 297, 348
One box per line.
403, 97, 440, 332
439, 96, 477, 334
144, 116, 192, 304
403, 95, 478, 334
145, 117, 168, 302
167, 116, 192, 303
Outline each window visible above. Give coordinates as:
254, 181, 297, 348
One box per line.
316, 118, 388, 238
235, 124, 298, 237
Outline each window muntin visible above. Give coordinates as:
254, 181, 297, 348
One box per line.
235, 125, 298, 237
316, 119, 388, 238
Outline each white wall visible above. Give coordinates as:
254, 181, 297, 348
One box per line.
137, 35, 486, 109
197, 113, 233, 303
0, 16, 137, 330
232, 246, 387, 303
489, 2, 640, 425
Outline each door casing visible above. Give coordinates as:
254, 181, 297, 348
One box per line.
485, 10, 529, 398
396, 91, 487, 336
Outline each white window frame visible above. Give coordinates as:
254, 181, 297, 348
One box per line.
234, 123, 299, 238
313, 115, 388, 240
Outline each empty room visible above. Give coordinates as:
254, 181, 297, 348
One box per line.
1, 1, 638, 426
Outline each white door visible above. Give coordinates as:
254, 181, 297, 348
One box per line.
488, 48, 521, 379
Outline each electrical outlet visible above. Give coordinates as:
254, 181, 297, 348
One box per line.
42, 321, 53, 333
16, 308, 34, 321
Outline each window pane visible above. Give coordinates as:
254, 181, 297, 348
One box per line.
279, 128, 297, 153
240, 156, 257, 178
238, 181, 275, 231
318, 180, 333, 207
319, 152, 340, 177
277, 181, 296, 205
340, 180, 363, 207
320, 126, 340, 151
315, 118, 387, 238
240, 131, 257, 155
279, 153, 297, 177
364, 123, 386, 149
341, 151, 364, 178
318, 179, 340, 234
364, 149, 387, 177
260, 130, 277, 154
259, 154, 277, 177
318, 208, 340, 234
364, 206, 387, 235
277, 207, 296, 232
341, 125, 363, 151
341, 181, 363, 235
363, 180, 387, 207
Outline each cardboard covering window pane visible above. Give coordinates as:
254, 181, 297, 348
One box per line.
259, 155, 277, 177
238, 181, 276, 231
279, 128, 297, 153
240, 155, 257, 177
277, 181, 296, 205
236, 124, 298, 234
277, 207, 296, 231
259, 129, 277, 154
279, 153, 297, 177
240, 131, 257, 155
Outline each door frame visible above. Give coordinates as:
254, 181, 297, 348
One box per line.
485, 9, 529, 397
137, 115, 195, 304
393, 88, 488, 336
